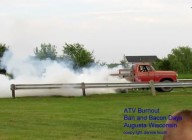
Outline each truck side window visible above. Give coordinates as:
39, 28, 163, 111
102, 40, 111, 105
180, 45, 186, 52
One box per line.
143, 65, 148, 72
139, 65, 144, 72
146, 65, 152, 71
139, 65, 148, 72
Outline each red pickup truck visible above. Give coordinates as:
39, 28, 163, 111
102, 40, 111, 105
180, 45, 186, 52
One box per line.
111, 63, 178, 92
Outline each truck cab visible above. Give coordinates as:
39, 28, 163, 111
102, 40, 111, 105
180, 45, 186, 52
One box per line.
133, 63, 177, 82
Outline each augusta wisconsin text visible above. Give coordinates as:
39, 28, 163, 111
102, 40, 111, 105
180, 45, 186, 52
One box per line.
123, 107, 182, 129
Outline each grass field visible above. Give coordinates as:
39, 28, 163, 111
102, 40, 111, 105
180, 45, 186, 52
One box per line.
0, 89, 192, 140
178, 73, 192, 79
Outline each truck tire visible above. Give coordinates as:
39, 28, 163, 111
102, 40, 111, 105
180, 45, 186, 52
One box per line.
160, 80, 173, 92
155, 88, 162, 92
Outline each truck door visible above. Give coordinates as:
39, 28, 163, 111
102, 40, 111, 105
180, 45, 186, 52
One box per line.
136, 65, 151, 82
146, 65, 155, 81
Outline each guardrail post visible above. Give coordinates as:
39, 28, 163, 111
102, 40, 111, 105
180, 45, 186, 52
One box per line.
81, 82, 86, 96
149, 80, 156, 96
10, 84, 16, 99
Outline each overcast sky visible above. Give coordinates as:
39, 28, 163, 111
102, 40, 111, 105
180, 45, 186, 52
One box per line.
0, 0, 192, 63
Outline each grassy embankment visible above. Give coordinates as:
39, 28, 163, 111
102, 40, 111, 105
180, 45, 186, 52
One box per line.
0, 89, 192, 140
178, 73, 192, 79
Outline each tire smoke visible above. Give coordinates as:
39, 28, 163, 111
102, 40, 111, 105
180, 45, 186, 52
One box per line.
0, 51, 127, 98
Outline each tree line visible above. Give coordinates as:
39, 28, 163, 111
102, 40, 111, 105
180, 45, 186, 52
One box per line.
153, 46, 192, 74
0, 43, 95, 71
34, 43, 95, 69
0, 43, 192, 74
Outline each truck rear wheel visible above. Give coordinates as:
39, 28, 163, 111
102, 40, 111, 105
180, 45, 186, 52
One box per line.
160, 80, 173, 92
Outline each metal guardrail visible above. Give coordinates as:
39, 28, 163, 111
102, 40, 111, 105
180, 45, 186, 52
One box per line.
10, 81, 192, 99
178, 79, 192, 82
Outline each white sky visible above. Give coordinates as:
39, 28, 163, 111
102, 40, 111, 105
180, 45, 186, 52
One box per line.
0, 0, 192, 63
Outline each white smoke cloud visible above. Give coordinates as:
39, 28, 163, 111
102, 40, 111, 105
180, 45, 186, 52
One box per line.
0, 51, 127, 98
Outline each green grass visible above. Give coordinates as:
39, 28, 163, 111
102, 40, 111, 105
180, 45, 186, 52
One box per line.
178, 73, 192, 79
0, 89, 192, 140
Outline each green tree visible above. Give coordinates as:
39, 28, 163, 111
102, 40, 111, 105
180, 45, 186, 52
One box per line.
0, 43, 9, 57
168, 46, 192, 73
34, 43, 57, 60
153, 58, 171, 70
107, 63, 120, 68
62, 43, 94, 69
0, 43, 9, 75
120, 60, 126, 68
